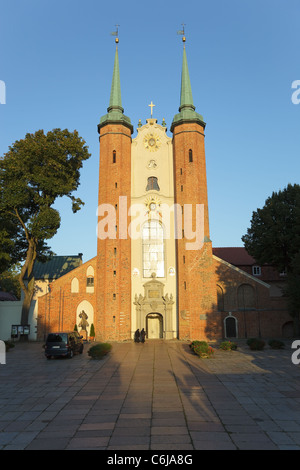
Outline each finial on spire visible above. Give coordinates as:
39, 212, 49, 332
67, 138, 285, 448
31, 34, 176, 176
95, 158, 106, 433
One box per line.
111, 24, 120, 43
177, 23, 186, 43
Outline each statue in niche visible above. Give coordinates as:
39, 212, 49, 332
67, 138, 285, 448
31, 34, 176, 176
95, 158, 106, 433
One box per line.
78, 310, 89, 340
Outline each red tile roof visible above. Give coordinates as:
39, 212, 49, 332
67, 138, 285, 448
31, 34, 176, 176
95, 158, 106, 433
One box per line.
213, 247, 256, 266
0, 291, 17, 301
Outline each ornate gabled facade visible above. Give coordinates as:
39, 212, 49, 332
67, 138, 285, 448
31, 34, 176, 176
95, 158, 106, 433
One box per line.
37, 37, 291, 342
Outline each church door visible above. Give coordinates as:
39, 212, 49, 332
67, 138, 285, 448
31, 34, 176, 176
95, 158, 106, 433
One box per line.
147, 313, 163, 339
225, 316, 237, 338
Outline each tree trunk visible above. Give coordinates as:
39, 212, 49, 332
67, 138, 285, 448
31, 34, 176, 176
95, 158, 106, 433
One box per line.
18, 238, 37, 340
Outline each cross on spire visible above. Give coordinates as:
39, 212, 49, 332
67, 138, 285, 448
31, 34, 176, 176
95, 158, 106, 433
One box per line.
148, 101, 155, 117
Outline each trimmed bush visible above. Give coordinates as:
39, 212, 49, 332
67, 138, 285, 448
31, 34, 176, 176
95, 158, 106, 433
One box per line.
219, 340, 237, 351
190, 340, 214, 358
247, 338, 265, 350
89, 323, 95, 338
5, 340, 15, 352
88, 342, 112, 359
268, 339, 285, 349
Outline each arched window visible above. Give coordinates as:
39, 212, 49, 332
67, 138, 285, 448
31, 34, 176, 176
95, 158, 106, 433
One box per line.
86, 266, 94, 292
146, 176, 160, 191
142, 220, 164, 278
217, 285, 224, 311
113, 150, 116, 163
189, 149, 193, 162
238, 284, 255, 309
71, 277, 79, 293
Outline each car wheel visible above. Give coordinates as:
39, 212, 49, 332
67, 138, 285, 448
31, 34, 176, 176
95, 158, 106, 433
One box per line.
46, 355, 51, 360
68, 349, 74, 359
79, 345, 83, 354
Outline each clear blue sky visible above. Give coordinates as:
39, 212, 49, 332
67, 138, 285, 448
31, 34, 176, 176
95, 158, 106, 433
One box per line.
1, 0, 299, 263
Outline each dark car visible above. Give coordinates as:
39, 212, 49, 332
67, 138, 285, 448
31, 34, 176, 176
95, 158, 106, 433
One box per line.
44, 331, 84, 359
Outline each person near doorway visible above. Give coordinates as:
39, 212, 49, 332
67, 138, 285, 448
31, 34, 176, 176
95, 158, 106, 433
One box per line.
134, 329, 140, 343
140, 328, 146, 343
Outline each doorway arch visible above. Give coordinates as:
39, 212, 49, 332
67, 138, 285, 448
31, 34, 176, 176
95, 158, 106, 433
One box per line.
146, 313, 163, 339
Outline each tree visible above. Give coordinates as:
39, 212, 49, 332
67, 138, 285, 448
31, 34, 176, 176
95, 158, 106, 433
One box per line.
0, 264, 21, 299
0, 129, 91, 330
242, 183, 300, 334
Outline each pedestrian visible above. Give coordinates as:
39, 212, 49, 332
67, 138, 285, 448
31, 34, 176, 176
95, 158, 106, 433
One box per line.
134, 329, 140, 343
140, 328, 146, 343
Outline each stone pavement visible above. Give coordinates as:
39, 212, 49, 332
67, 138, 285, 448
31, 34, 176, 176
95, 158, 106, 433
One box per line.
0, 339, 300, 450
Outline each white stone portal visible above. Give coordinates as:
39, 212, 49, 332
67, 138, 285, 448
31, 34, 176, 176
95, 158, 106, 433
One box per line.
131, 119, 177, 340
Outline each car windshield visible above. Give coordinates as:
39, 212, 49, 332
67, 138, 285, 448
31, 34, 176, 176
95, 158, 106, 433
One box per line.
47, 333, 68, 343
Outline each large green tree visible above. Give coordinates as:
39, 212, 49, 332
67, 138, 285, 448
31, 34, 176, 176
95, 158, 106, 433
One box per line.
242, 183, 300, 334
0, 129, 91, 328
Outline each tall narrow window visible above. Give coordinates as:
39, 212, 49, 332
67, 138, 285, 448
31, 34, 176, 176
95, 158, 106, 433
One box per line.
86, 277, 94, 287
189, 149, 193, 162
113, 150, 116, 163
142, 220, 165, 278
146, 176, 160, 191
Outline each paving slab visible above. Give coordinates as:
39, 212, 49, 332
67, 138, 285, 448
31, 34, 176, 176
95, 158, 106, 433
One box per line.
0, 339, 300, 450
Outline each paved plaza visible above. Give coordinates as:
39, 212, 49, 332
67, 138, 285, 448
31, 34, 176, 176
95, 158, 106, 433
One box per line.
0, 339, 300, 450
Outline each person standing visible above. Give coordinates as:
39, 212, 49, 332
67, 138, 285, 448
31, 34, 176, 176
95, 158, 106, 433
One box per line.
140, 328, 146, 343
134, 329, 140, 343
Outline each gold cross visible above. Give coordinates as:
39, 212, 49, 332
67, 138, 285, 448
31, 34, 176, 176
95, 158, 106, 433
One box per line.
148, 101, 155, 117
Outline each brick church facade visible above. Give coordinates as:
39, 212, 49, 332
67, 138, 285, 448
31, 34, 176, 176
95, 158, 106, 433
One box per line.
37, 38, 292, 342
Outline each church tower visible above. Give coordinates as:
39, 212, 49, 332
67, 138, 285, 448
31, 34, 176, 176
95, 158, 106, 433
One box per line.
171, 39, 221, 340
96, 38, 133, 341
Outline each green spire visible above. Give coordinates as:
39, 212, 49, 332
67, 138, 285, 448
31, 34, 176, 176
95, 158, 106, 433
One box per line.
98, 45, 133, 133
108, 45, 123, 113
179, 46, 194, 111
171, 45, 205, 132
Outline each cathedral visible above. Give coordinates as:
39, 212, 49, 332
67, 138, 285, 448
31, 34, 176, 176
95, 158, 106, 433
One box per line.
37, 37, 291, 342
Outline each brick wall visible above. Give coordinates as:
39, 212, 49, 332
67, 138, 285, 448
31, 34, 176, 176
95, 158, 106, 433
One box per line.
37, 258, 97, 341
214, 256, 291, 338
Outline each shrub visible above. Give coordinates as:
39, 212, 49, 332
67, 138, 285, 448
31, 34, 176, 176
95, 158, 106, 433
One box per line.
247, 338, 265, 350
5, 340, 15, 352
89, 323, 95, 338
268, 339, 285, 349
219, 340, 237, 351
88, 342, 112, 359
190, 340, 214, 358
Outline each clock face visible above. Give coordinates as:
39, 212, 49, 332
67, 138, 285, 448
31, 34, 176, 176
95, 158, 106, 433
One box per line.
144, 133, 161, 152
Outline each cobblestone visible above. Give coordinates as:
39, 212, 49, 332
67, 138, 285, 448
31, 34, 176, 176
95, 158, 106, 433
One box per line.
0, 339, 299, 450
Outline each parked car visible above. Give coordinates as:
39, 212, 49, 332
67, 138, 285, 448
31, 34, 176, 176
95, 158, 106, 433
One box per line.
44, 331, 84, 359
